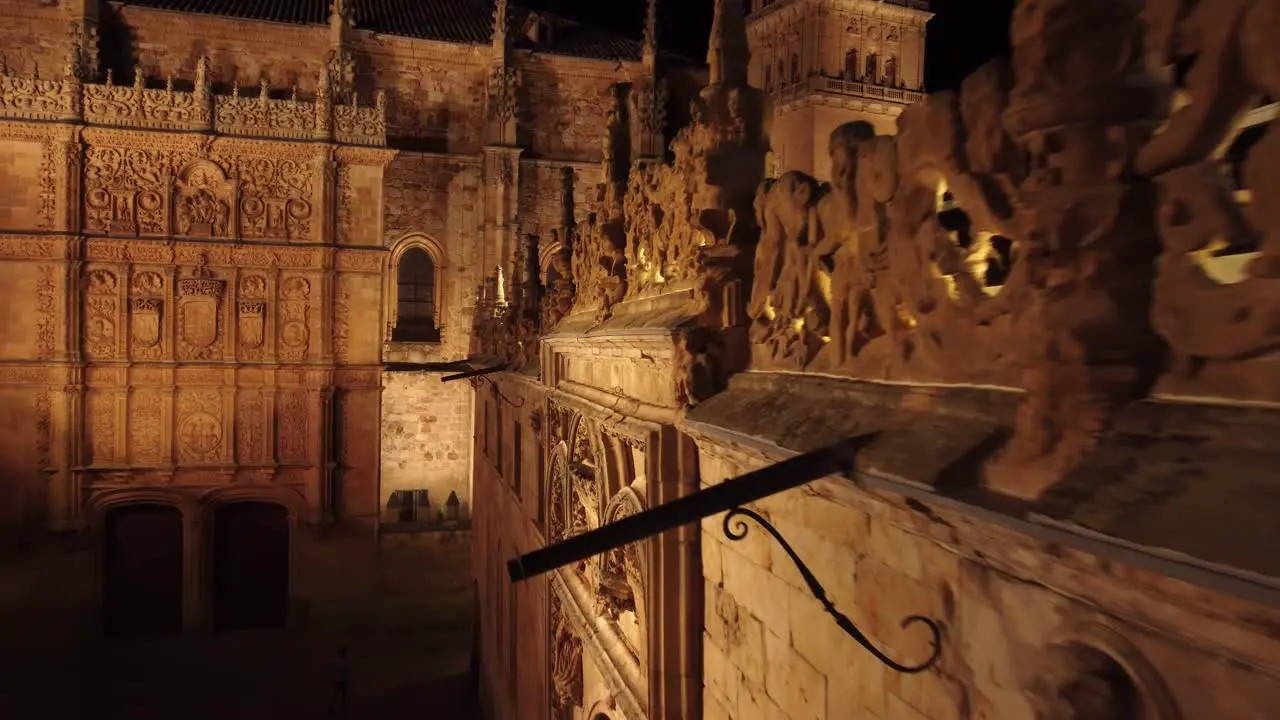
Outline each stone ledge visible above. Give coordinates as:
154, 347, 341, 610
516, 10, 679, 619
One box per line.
684, 371, 1280, 603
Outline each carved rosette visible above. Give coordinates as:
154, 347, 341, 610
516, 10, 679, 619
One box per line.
176, 264, 226, 361
83, 269, 119, 359
277, 276, 311, 362
129, 270, 165, 361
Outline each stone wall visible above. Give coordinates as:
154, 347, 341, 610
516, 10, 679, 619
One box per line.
380, 371, 475, 522
111, 4, 328, 91
471, 374, 551, 720
0, 0, 77, 79
693, 429, 1280, 720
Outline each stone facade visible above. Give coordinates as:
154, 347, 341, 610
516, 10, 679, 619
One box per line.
0, 0, 701, 642
747, 0, 930, 180
471, 0, 1280, 719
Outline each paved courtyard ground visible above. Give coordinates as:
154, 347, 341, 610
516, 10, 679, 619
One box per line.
0, 531, 477, 720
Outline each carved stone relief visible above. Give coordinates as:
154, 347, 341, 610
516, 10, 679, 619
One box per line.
276, 389, 309, 463
129, 270, 165, 361
237, 274, 268, 362
550, 588, 585, 719
128, 389, 165, 464
176, 261, 226, 361
176, 389, 224, 464
277, 276, 311, 362
83, 268, 118, 360
173, 159, 235, 238
236, 390, 265, 464
87, 391, 116, 465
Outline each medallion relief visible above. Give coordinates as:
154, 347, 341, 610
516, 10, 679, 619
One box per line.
176, 389, 224, 464
277, 276, 311, 362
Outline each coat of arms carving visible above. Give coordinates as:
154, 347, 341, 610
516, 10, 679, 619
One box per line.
238, 301, 265, 349
176, 258, 225, 360
131, 298, 162, 348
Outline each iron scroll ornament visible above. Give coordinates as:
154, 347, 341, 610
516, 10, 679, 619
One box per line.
722, 507, 943, 674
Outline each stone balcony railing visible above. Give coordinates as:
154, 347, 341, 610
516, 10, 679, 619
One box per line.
0, 68, 386, 146
773, 75, 925, 107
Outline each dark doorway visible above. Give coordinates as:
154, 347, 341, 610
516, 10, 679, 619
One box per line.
102, 504, 184, 639
212, 502, 290, 632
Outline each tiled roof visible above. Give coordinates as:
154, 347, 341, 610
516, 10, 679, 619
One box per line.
117, 0, 648, 60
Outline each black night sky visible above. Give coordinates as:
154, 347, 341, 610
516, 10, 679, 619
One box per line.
528, 0, 1014, 93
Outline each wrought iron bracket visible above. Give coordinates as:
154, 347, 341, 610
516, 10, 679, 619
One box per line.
723, 507, 943, 674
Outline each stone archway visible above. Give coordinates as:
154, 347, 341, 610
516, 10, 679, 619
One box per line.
211, 501, 290, 631
102, 504, 185, 639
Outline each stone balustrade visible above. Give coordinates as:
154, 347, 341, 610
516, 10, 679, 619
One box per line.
0, 68, 386, 146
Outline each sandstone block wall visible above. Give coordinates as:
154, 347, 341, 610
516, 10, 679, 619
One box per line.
471, 374, 551, 720
695, 442, 1280, 720
380, 371, 475, 522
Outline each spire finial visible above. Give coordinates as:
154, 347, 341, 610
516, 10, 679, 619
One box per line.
642, 0, 658, 66
491, 0, 510, 59
329, 0, 355, 44
707, 0, 749, 87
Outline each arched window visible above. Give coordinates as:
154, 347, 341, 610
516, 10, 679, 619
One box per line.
790, 53, 800, 83
845, 49, 860, 81
764, 64, 773, 93
776, 59, 785, 88
393, 246, 441, 342
884, 56, 898, 87
865, 53, 878, 83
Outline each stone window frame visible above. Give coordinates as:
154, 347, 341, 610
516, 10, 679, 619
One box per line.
385, 233, 448, 344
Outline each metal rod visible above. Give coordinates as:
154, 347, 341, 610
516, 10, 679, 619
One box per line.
441, 364, 508, 383
507, 433, 878, 582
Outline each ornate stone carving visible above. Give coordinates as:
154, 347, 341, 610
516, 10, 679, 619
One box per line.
236, 391, 265, 464
129, 270, 165, 361
177, 389, 223, 464
486, 65, 519, 145
35, 264, 55, 360
542, 230, 575, 329
236, 274, 268, 361
84, 269, 118, 359
276, 389, 309, 462
87, 392, 116, 465
1137, 0, 1280, 401
550, 589, 584, 718
0, 71, 78, 122
598, 487, 647, 663
277, 276, 311, 362
129, 389, 165, 464
84, 145, 189, 236
333, 276, 352, 364
173, 159, 235, 238
176, 260, 226, 361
